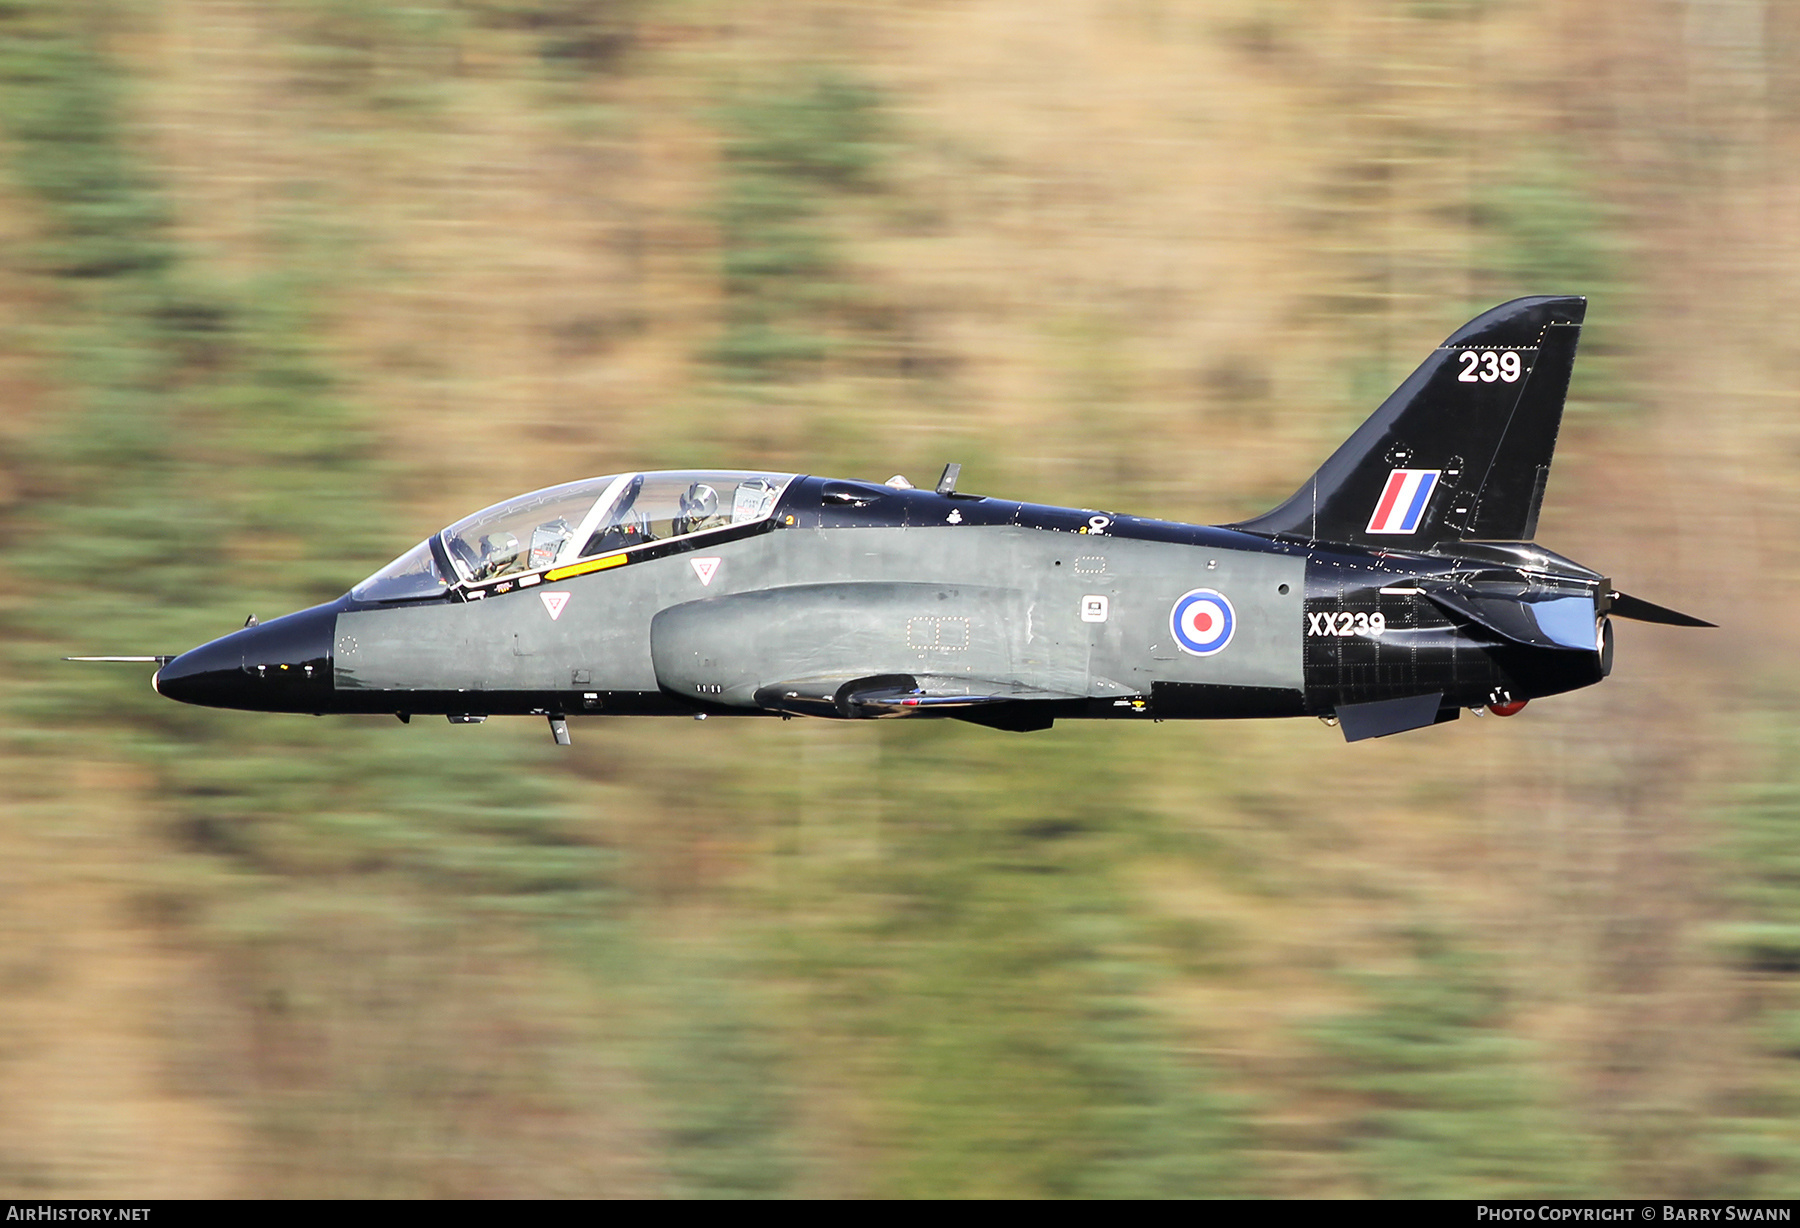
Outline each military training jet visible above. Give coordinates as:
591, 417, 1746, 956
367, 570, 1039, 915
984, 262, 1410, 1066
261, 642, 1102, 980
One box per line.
83, 295, 1711, 742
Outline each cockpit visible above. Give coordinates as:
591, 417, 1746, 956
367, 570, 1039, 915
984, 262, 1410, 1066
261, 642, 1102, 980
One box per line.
351, 470, 795, 602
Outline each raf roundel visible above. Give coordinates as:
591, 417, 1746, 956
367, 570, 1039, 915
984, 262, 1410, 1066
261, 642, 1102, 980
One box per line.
1170, 588, 1235, 656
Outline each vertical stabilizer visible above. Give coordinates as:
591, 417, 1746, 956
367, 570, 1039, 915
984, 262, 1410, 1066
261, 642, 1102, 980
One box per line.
1231, 296, 1586, 547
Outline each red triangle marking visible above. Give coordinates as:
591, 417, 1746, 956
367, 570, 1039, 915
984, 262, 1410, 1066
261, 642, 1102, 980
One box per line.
540, 591, 570, 620
691, 557, 721, 586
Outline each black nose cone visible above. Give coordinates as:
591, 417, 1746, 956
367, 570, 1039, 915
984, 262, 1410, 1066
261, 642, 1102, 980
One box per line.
155, 603, 337, 711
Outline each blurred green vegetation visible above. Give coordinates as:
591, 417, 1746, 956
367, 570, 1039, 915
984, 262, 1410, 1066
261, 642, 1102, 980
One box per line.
283, 0, 640, 107
761, 727, 1248, 1197
0, 6, 601, 911
1312, 933, 1601, 1197
1705, 717, 1800, 1195
0, 2, 632, 1195
710, 71, 883, 386
1475, 151, 1635, 415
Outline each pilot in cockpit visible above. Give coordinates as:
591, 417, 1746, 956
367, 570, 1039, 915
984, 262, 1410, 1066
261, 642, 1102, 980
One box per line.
476, 531, 524, 580
674, 482, 728, 537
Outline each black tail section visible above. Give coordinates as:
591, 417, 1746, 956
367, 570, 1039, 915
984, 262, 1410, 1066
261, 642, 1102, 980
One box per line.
1232, 296, 1586, 548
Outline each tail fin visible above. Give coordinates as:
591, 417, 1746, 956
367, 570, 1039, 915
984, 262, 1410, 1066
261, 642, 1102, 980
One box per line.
1232, 295, 1586, 547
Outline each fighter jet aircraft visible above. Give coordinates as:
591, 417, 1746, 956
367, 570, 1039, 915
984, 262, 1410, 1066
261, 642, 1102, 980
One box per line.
89, 295, 1710, 742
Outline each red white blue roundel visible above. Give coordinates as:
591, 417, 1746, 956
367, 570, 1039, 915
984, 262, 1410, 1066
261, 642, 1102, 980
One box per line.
1170, 588, 1235, 656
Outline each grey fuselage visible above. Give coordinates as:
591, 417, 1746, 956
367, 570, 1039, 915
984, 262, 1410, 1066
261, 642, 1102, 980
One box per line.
150, 475, 1609, 731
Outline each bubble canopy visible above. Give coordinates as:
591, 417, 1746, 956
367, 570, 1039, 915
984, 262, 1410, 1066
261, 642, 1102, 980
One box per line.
350, 471, 795, 602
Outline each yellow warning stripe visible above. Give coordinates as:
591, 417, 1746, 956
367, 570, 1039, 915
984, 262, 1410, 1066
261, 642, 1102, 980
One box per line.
545, 553, 628, 583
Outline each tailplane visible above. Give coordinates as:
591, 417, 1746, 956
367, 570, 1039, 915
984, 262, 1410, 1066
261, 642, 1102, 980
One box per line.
1232, 296, 1586, 548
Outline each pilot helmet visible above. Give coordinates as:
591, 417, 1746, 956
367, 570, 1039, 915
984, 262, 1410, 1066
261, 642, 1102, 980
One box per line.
480, 531, 521, 560
681, 483, 719, 521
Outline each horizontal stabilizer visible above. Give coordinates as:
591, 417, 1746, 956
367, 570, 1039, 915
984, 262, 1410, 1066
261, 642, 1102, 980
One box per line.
1335, 692, 1449, 742
1608, 591, 1715, 628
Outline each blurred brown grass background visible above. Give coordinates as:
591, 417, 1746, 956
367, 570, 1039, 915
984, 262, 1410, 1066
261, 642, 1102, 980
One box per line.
1, 0, 1798, 1198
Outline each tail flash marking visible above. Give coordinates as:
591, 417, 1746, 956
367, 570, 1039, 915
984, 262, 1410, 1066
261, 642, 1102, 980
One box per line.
1366, 469, 1440, 534
1369, 470, 1408, 530
1401, 471, 1439, 530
